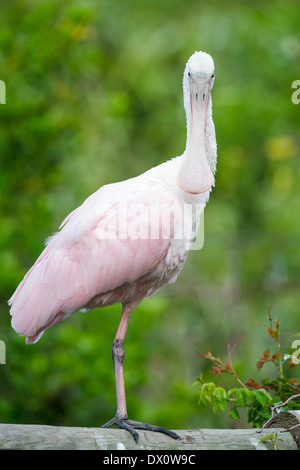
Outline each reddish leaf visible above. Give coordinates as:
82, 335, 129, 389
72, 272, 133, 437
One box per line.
256, 349, 270, 370
245, 378, 260, 389
270, 351, 281, 361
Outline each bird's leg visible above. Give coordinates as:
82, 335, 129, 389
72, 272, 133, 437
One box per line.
112, 303, 131, 420
101, 303, 133, 432
102, 303, 181, 443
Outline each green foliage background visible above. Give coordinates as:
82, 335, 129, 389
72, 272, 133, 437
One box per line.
0, 0, 299, 430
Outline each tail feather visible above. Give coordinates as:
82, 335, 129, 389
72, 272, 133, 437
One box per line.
9, 252, 66, 342
25, 310, 66, 344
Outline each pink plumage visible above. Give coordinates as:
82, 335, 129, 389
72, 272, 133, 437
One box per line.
9, 166, 200, 344
9, 51, 217, 442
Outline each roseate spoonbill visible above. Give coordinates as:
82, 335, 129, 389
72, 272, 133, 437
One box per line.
9, 51, 217, 443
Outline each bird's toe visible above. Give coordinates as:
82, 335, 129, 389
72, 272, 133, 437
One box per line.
101, 415, 181, 443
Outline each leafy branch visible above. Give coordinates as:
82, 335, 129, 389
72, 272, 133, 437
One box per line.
195, 311, 300, 427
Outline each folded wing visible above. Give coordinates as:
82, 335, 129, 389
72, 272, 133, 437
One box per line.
9, 181, 179, 343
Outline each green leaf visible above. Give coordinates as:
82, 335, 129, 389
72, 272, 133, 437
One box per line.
253, 389, 272, 407
213, 400, 221, 414
229, 406, 240, 420
258, 433, 278, 449
214, 386, 227, 401
198, 382, 216, 405
228, 388, 238, 398
243, 388, 254, 400
217, 398, 228, 412
258, 434, 275, 443
195, 374, 203, 384
236, 388, 247, 409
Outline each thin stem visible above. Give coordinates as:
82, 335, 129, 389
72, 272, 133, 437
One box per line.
227, 342, 248, 389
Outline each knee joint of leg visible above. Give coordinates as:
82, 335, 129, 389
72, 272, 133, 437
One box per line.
112, 339, 125, 363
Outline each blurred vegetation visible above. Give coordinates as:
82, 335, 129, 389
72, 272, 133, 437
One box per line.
0, 0, 299, 431
196, 315, 300, 427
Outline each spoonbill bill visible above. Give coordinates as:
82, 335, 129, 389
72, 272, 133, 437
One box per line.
9, 51, 217, 443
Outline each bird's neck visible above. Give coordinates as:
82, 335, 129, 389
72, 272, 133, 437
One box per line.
176, 94, 213, 194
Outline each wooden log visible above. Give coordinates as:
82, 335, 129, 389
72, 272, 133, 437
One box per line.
0, 423, 298, 450
265, 410, 300, 449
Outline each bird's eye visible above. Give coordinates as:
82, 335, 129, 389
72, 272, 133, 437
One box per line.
211, 73, 215, 79
188, 72, 191, 77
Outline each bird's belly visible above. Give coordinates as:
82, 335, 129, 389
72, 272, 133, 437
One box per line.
81, 241, 189, 312
80, 194, 200, 313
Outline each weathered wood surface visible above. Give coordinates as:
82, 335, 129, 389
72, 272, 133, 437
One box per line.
0, 421, 298, 450
265, 410, 300, 449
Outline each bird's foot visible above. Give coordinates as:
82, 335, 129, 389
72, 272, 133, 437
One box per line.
101, 415, 181, 443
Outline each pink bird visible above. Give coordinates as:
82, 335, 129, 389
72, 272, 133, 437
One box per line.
9, 51, 217, 443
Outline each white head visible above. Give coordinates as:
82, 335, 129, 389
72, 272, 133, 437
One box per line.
185, 51, 214, 80
183, 51, 215, 121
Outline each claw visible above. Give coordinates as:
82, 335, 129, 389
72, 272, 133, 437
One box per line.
102, 416, 181, 443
